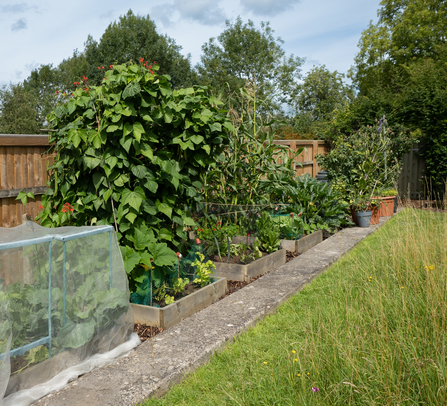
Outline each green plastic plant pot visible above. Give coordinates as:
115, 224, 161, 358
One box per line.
355, 210, 372, 227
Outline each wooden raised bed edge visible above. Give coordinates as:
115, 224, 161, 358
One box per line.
131, 277, 227, 329
213, 248, 286, 282
231, 229, 323, 254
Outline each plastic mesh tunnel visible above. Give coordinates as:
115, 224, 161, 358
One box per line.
0, 222, 135, 403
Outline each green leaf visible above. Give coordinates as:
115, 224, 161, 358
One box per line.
121, 187, 146, 211
123, 122, 133, 137
140, 143, 154, 160
58, 319, 95, 349
155, 199, 172, 218
105, 155, 118, 170
189, 135, 204, 144
133, 122, 145, 142
103, 188, 113, 203
143, 178, 158, 194
122, 81, 141, 99
92, 172, 105, 190
131, 165, 148, 179
120, 136, 132, 153
146, 243, 177, 267
120, 247, 141, 274
125, 212, 138, 224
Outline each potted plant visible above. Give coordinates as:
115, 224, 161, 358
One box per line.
350, 195, 373, 227
375, 188, 398, 217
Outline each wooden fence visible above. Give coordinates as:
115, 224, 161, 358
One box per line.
273, 140, 326, 177
0, 134, 53, 228
397, 144, 425, 199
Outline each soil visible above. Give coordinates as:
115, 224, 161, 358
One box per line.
134, 250, 300, 342
211, 249, 268, 264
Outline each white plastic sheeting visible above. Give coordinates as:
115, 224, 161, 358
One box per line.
0, 222, 138, 404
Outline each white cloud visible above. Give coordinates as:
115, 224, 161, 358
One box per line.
240, 0, 300, 16
152, 0, 226, 27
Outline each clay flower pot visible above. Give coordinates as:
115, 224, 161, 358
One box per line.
378, 196, 396, 217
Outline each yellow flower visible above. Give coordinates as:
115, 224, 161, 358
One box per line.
263, 361, 267, 365
424, 264, 434, 272
309, 202, 314, 206
401, 286, 405, 289
294, 358, 298, 362
292, 350, 296, 354
307, 372, 310, 375
297, 374, 301, 377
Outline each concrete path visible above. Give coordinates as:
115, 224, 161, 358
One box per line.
34, 214, 395, 406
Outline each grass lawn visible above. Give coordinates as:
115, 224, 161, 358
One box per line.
142, 208, 447, 405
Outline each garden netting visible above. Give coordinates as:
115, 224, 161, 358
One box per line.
0, 222, 138, 406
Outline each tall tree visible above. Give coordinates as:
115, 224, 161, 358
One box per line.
83, 10, 195, 87
351, 0, 447, 94
0, 84, 40, 134
197, 17, 304, 114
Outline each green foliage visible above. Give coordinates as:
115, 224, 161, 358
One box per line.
255, 212, 281, 253
197, 16, 304, 114
351, 0, 447, 94
285, 174, 350, 233
317, 121, 413, 203
0, 236, 129, 359
293, 65, 353, 139
84, 10, 194, 88
192, 252, 215, 288
39, 61, 231, 293
0, 83, 40, 134
16, 191, 35, 207
202, 85, 304, 206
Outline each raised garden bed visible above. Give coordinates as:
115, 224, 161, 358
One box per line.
131, 277, 227, 329
212, 248, 286, 282
231, 229, 323, 254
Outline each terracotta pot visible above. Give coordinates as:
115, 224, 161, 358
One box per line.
369, 205, 380, 225
378, 196, 396, 217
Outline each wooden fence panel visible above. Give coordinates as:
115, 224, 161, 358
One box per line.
0, 135, 53, 228
397, 145, 425, 199
273, 140, 326, 178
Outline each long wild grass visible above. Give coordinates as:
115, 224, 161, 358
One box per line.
143, 205, 447, 405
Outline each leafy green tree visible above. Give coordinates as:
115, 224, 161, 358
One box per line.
293, 65, 353, 138
22, 64, 65, 128
351, 0, 447, 94
197, 17, 304, 114
0, 83, 40, 134
83, 10, 195, 88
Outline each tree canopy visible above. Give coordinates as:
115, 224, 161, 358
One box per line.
84, 10, 195, 88
196, 17, 304, 114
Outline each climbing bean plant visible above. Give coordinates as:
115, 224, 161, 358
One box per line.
38, 61, 233, 292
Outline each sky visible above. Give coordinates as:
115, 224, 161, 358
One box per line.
0, 0, 381, 88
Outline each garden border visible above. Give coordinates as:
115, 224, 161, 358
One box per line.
32, 213, 398, 406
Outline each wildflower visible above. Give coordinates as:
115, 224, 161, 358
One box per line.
298, 212, 302, 217
102, 66, 104, 69
218, 221, 221, 225
297, 374, 301, 377
291, 213, 294, 218
307, 373, 310, 375
247, 233, 250, 236
39, 205, 44, 209
110, 65, 113, 69
195, 238, 201, 244
424, 264, 434, 272
312, 387, 319, 392
294, 358, 298, 362
309, 202, 314, 206
263, 361, 267, 365
213, 228, 216, 231
139, 57, 144, 63
62, 208, 67, 213
292, 350, 296, 354
98, 67, 101, 70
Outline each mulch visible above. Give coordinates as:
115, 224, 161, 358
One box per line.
134, 250, 301, 342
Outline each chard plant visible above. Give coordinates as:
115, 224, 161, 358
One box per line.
38, 61, 233, 295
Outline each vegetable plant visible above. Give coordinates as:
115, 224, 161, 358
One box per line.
38, 61, 233, 294
255, 212, 281, 253
192, 252, 215, 288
